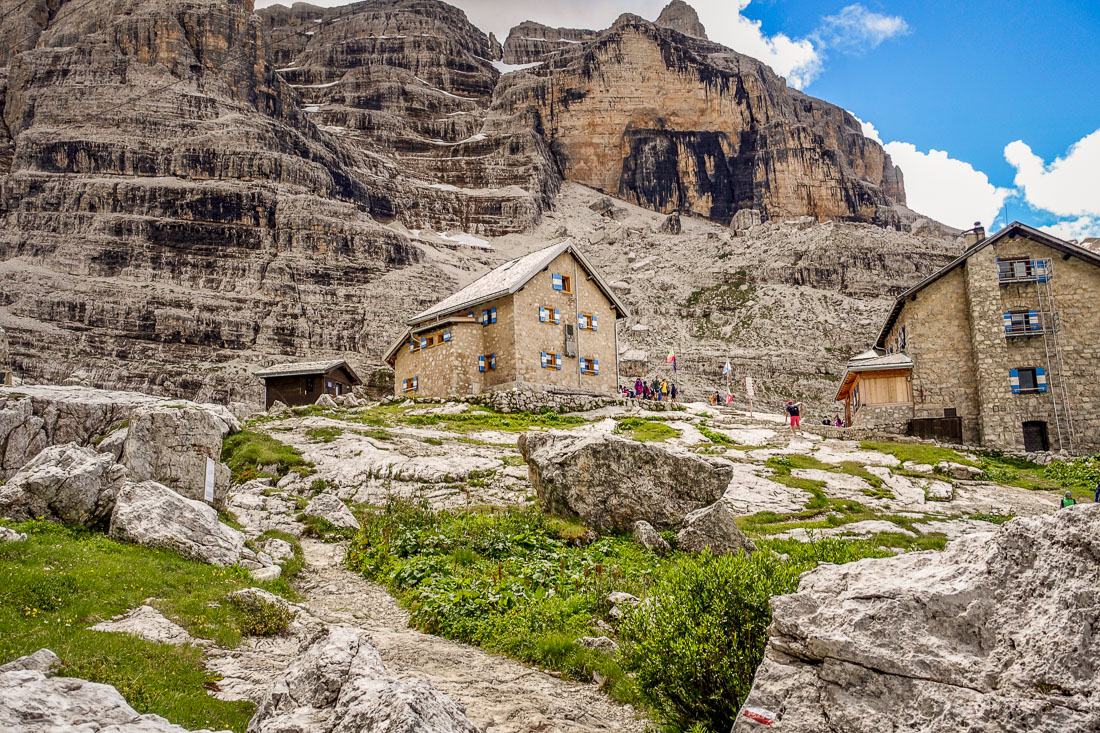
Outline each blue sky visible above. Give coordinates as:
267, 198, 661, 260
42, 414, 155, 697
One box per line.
256, 0, 1100, 238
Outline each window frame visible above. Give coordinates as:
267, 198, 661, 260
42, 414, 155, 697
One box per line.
402, 376, 419, 393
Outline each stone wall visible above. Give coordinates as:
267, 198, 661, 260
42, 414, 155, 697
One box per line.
884, 267, 982, 443
849, 401, 914, 433
471, 387, 623, 414
392, 320, 482, 398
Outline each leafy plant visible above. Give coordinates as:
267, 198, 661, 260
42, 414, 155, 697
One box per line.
230, 595, 292, 637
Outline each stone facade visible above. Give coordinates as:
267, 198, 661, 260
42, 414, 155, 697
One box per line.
875, 225, 1100, 453
390, 248, 622, 398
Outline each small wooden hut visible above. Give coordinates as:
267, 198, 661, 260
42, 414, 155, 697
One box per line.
254, 360, 361, 409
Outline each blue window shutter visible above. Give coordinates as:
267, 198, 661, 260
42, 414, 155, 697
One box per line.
553, 309, 560, 325
409, 341, 415, 353
1002, 312, 1012, 333
552, 273, 563, 291
541, 351, 547, 368
594, 359, 599, 375
443, 330, 451, 342
579, 357, 586, 371
478, 355, 485, 373
420, 337, 427, 348
412, 376, 418, 391
1028, 310, 1039, 331
592, 314, 598, 331
491, 307, 497, 324
490, 354, 496, 370
539, 306, 547, 323
1036, 367, 1048, 392
467, 311, 473, 318
555, 353, 562, 370
578, 313, 585, 328
1009, 368, 1021, 394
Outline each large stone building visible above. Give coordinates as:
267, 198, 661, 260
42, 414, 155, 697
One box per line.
384, 241, 628, 398
837, 222, 1100, 453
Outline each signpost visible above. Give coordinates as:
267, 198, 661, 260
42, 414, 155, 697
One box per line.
745, 376, 755, 416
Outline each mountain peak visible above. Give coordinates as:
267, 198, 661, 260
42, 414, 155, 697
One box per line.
656, 0, 708, 40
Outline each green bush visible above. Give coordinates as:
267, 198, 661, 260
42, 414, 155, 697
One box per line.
221, 431, 310, 484
230, 596, 292, 637
1044, 455, 1100, 490
616, 550, 800, 732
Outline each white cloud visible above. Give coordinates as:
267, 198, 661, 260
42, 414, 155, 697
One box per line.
813, 4, 909, 54
1004, 129, 1100, 218
881, 141, 1010, 230
1041, 216, 1100, 242
852, 115, 881, 143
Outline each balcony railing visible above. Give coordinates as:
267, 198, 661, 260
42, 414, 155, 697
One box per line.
997, 258, 1051, 284
1003, 310, 1053, 337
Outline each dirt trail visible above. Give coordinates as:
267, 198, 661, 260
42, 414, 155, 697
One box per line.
296, 538, 646, 733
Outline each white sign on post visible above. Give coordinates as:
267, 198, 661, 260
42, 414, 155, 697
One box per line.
204, 457, 215, 503
745, 376, 755, 398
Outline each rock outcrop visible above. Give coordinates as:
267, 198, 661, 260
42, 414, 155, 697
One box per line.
90, 605, 194, 647
0, 327, 10, 384
109, 481, 245, 566
655, 0, 708, 39
0, 444, 128, 528
518, 432, 733, 532
501, 21, 598, 64
733, 507, 1100, 732
633, 520, 671, 555
305, 493, 361, 531
0, 649, 220, 732
675, 501, 756, 555
248, 625, 480, 733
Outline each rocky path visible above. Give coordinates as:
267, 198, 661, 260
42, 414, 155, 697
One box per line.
297, 538, 645, 733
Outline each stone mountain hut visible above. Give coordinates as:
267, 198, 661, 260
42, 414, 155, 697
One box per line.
254, 360, 361, 409
383, 240, 629, 398
836, 222, 1100, 453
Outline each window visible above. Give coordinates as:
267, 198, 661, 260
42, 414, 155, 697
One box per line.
481, 307, 497, 326
1010, 367, 1047, 394
997, 258, 1051, 284
552, 273, 572, 292
579, 357, 599, 375
537, 305, 560, 324
578, 313, 598, 331
1003, 310, 1042, 335
540, 351, 562, 370
402, 376, 419, 393
478, 354, 497, 372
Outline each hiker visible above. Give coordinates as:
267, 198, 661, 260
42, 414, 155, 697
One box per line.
712, 391, 720, 405
1061, 491, 1077, 509
834, 416, 844, 428
660, 379, 669, 401
652, 378, 661, 401
635, 378, 644, 398
670, 383, 678, 401
785, 400, 803, 434
1095, 481, 1100, 504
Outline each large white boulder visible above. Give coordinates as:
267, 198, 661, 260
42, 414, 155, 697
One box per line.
248, 626, 479, 733
122, 403, 238, 508
0, 649, 223, 732
89, 605, 193, 646
733, 506, 1100, 732
518, 432, 733, 533
109, 481, 244, 566
0, 443, 127, 527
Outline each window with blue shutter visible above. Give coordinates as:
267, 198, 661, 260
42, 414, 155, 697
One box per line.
442, 330, 451, 342
489, 354, 496, 370
552, 273, 563, 291
554, 353, 562, 370
539, 306, 548, 323
478, 355, 486, 373
1009, 368, 1021, 394
580, 357, 600, 375
553, 309, 560, 325
1036, 367, 1048, 393
403, 376, 419, 393
490, 307, 497, 324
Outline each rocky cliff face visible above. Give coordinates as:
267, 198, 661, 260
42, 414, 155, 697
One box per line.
655, 0, 707, 39
496, 13, 907, 226
500, 21, 598, 64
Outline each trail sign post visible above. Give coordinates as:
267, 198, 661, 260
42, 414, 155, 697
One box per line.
745, 376, 755, 416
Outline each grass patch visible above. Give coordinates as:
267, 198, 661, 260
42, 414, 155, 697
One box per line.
297, 513, 358, 542
355, 427, 393, 441
401, 409, 588, 433
861, 441, 971, 468
305, 426, 343, 444
221, 430, 312, 484
0, 520, 307, 731
614, 417, 681, 443
347, 501, 884, 731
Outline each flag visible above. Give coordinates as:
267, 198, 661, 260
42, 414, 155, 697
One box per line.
722, 359, 731, 375
667, 348, 675, 363
726, 391, 733, 405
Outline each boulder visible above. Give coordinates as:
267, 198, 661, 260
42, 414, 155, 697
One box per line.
0, 650, 221, 732
733, 507, 1100, 732
259, 537, 296, 563
729, 208, 762, 233
122, 403, 238, 508
589, 197, 616, 217
315, 394, 338, 409
0, 443, 128, 527
632, 520, 671, 555
675, 501, 756, 556
89, 605, 193, 646
95, 426, 129, 462
343, 393, 360, 408
607, 591, 642, 620
109, 481, 244, 566
518, 432, 732, 532
659, 212, 682, 234
248, 626, 479, 733
269, 400, 289, 414
577, 636, 619, 654
305, 494, 361, 531
251, 566, 282, 582
937, 461, 983, 481
0, 526, 28, 542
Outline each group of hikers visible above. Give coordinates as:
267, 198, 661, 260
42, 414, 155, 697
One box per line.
622, 377, 678, 402
1059, 482, 1100, 509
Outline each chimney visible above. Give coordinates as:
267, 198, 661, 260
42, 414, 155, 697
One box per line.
963, 221, 986, 249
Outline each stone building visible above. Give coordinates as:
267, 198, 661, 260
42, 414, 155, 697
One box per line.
0, 326, 11, 385
254, 360, 361, 409
384, 240, 629, 398
837, 222, 1100, 453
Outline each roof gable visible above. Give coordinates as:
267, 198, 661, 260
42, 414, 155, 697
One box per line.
254, 359, 361, 384
875, 222, 1100, 348
408, 240, 629, 326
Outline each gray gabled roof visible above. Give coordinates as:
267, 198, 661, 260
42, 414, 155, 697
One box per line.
254, 359, 361, 384
875, 222, 1100, 348
408, 239, 630, 326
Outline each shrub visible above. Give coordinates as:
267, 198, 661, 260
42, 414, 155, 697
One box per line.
616, 550, 800, 732
1044, 455, 1100, 490
230, 596, 292, 637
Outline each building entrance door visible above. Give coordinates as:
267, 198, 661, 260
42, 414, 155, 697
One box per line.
1022, 421, 1050, 452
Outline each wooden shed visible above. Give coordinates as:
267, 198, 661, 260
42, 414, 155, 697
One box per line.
254, 360, 361, 409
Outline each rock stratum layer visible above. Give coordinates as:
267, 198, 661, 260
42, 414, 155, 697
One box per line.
0, 0, 941, 404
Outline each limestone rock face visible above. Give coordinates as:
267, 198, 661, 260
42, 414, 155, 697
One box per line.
501, 21, 598, 64
733, 507, 1100, 733
248, 625, 479, 733
675, 501, 756, 555
518, 432, 733, 532
122, 404, 237, 508
0, 650, 221, 732
109, 481, 245, 566
0, 326, 10, 384
497, 14, 906, 226
655, 1, 708, 39
0, 444, 128, 528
